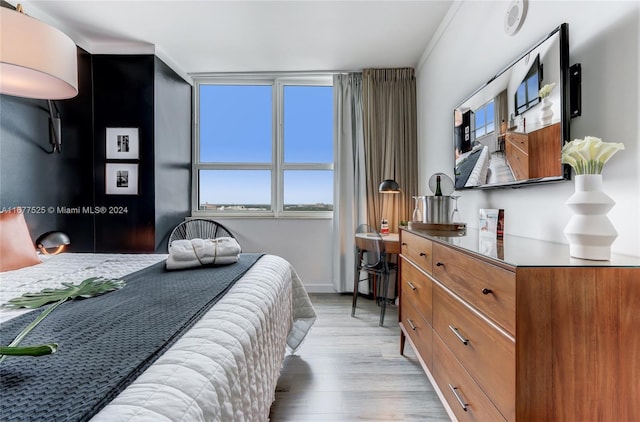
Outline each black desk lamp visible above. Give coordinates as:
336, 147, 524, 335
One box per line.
379, 179, 403, 232
378, 179, 400, 193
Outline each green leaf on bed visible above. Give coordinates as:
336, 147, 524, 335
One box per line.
0, 344, 58, 356
1, 277, 125, 363
6, 277, 126, 309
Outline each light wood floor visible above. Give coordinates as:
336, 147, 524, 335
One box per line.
269, 293, 449, 421
487, 151, 515, 185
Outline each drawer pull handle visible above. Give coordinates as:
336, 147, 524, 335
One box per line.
407, 319, 417, 331
419, 252, 427, 257
481, 288, 493, 295
436, 262, 444, 267
402, 242, 407, 246
407, 281, 417, 291
448, 384, 468, 411
448, 325, 469, 345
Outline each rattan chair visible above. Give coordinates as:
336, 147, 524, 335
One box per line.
167, 219, 237, 252
351, 223, 397, 326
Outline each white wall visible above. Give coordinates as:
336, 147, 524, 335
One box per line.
417, 1, 640, 257
216, 218, 335, 292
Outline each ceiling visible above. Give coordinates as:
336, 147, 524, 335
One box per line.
9, 1, 453, 80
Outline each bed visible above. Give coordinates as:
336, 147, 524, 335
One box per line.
0, 245, 316, 420
454, 144, 490, 188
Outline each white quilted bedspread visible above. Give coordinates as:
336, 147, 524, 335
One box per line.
0, 253, 316, 421
465, 145, 490, 187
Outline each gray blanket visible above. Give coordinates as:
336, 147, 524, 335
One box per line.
0, 253, 263, 422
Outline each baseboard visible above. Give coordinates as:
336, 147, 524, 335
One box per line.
303, 284, 337, 293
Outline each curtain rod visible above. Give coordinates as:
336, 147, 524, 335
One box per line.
188, 69, 364, 77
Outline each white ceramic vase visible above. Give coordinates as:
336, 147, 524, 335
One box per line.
563, 174, 617, 260
539, 97, 553, 125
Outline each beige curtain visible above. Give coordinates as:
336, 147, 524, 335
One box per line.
362, 68, 418, 233
496, 89, 509, 132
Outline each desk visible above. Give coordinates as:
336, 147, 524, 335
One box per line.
353, 232, 400, 325
382, 233, 400, 254
355, 232, 399, 255
354, 232, 400, 298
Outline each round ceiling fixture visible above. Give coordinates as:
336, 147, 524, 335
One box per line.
504, 0, 527, 36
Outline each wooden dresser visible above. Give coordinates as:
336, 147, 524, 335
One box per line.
505, 122, 562, 181
399, 228, 640, 421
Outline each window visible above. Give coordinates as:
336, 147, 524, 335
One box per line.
515, 54, 541, 115
474, 100, 495, 138
193, 76, 334, 217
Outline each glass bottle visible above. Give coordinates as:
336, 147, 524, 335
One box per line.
435, 175, 443, 196
380, 219, 389, 235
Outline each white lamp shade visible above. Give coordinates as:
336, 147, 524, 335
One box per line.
0, 7, 78, 99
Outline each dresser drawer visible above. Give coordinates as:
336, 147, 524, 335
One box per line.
400, 256, 432, 325
400, 292, 433, 370
506, 131, 529, 152
401, 230, 432, 274
433, 244, 515, 335
433, 285, 515, 421
505, 139, 529, 181
433, 335, 507, 422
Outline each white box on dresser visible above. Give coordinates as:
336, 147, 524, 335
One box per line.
399, 228, 640, 422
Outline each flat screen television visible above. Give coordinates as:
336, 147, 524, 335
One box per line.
453, 23, 571, 190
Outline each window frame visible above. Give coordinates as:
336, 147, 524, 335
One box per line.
515, 54, 541, 116
474, 99, 495, 139
192, 74, 334, 219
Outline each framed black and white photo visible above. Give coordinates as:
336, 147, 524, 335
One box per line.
106, 127, 139, 159
106, 163, 138, 195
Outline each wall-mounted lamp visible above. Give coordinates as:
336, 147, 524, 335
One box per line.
0, 4, 78, 100
48, 100, 62, 153
35, 231, 70, 255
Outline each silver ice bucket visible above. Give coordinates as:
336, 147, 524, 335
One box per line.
425, 196, 451, 224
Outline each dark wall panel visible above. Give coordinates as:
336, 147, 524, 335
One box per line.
153, 57, 192, 252
1, 51, 191, 254
58, 49, 96, 251
0, 48, 94, 251
92, 55, 156, 253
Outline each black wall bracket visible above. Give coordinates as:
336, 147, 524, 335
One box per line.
570, 63, 582, 118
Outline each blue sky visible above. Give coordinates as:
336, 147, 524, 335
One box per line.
199, 84, 333, 205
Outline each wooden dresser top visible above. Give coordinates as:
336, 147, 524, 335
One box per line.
402, 228, 640, 269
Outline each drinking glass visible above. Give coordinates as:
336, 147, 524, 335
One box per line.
451, 195, 461, 222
